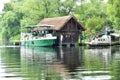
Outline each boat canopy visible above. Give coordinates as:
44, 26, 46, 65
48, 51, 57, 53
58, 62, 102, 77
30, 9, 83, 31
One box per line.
34, 24, 54, 27
21, 24, 54, 31
22, 25, 36, 28
22, 24, 53, 28
102, 29, 115, 35
33, 24, 54, 31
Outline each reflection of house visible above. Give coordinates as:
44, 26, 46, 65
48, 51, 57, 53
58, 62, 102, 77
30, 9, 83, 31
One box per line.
38, 15, 85, 46
63, 47, 80, 71
56, 47, 83, 72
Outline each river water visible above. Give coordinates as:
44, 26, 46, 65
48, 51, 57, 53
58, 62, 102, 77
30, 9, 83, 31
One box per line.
0, 46, 120, 80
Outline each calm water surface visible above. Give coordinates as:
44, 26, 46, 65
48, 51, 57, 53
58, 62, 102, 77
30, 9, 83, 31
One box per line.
0, 46, 120, 80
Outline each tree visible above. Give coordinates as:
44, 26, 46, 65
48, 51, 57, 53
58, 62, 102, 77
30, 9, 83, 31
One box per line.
74, 0, 108, 39
56, 0, 75, 16
1, 2, 23, 40
107, 0, 120, 30
1, 11, 20, 40
20, 0, 61, 26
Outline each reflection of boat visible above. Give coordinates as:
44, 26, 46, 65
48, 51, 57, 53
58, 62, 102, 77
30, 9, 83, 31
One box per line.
20, 24, 57, 46
86, 28, 120, 46
84, 47, 112, 65
81, 47, 112, 80
20, 46, 59, 79
20, 46, 56, 64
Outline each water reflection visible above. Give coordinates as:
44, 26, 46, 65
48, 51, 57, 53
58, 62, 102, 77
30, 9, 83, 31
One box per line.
55, 46, 83, 79
110, 46, 120, 80
0, 46, 120, 80
57, 47, 82, 71
56, 47, 112, 80
0, 47, 25, 80
81, 47, 112, 80
21, 46, 84, 80
84, 47, 112, 69
21, 46, 56, 64
20, 46, 60, 80
81, 46, 120, 80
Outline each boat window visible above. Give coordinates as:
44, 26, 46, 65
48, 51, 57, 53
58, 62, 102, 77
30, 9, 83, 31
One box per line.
38, 31, 43, 36
32, 31, 38, 36
45, 31, 48, 34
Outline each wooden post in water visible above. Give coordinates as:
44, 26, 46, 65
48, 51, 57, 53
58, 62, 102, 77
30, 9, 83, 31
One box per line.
60, 34, 63, 46
119, 37, 120, 45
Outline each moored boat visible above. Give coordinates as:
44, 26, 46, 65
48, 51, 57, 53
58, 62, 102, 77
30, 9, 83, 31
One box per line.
86, 28, 120, 46
20, 24, 57, 46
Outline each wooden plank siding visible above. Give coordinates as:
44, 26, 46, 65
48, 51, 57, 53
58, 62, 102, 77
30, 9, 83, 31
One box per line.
60, 18, 80, 44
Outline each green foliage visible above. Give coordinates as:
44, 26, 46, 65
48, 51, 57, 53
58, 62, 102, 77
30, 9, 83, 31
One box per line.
20, 0, 62, 26
56, 0, 75, 16
83, 16, 104, 39
0, 1, 23, 40
1, 11, 20, 40
107, 0, 120, 30
10, 34, 20, 40
3, 3, 14, 11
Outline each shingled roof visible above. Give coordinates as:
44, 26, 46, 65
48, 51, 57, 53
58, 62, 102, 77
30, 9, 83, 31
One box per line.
38, 15, 85, 31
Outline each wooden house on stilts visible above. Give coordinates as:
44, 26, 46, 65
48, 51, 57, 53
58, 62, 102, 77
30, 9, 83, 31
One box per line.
38, 15, 85, 46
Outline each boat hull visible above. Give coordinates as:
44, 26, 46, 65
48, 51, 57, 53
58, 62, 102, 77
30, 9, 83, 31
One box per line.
21, 38, 56, 47
86, 41, 120, 47
88, 43, 111, 47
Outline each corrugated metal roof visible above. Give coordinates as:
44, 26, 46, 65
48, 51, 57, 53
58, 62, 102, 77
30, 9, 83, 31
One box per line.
38, 15, 85, 31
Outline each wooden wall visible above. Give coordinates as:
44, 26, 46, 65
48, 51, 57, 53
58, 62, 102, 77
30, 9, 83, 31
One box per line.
56, 18, 82, 45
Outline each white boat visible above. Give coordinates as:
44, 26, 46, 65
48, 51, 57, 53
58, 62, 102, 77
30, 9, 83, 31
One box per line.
86, 29, 120, 46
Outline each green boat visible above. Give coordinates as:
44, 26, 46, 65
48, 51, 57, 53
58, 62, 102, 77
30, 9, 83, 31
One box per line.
20, 24, 57, 46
